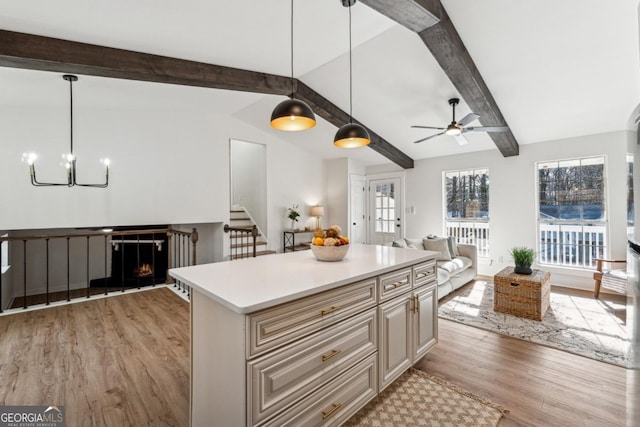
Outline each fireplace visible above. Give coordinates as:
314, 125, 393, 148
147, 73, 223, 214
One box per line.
90, 226, 168, 287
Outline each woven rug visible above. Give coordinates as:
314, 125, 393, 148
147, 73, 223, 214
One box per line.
438, 280, 628, 367
345, 368, 507, 427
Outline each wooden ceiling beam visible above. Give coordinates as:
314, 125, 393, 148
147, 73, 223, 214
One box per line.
362, 0, 520, 157
296, 81, 414, 169
0, 30, 292, 94
0, 29, 415, 168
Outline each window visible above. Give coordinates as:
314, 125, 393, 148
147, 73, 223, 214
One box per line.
444, 168, 490, 257
537, 156, 606, 268
375, 182, 396, 233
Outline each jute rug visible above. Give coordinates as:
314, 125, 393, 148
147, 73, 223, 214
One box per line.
438, 280, 628, 367
345, 368, 507, 427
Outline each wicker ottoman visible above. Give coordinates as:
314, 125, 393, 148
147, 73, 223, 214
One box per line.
493, 267, 550, 320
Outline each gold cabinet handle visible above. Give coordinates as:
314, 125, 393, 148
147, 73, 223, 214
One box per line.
322, 403, 342, 420
416, 272, 427, 279
413, 295, 419, 313
384, 279, 407, 291
321, 349, 342, 362
321, 306, 339, 316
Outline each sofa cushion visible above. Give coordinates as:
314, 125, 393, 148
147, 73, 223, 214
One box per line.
447, 237, 458, 257
422, 237, 452, 261
438, 256, 472, 276
391, 239, 408, 248
437, 268, 451, 285
404, 238, 425, 250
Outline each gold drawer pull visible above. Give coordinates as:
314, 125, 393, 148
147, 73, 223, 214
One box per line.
321, 349, 342, 362
321, 306, 339, 316
384, 279, 408, 291
413, 295, 419, 313
322, 403, 342, 420
416, 272, 428, 279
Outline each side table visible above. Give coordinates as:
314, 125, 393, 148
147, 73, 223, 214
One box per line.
493, 267, 550, 321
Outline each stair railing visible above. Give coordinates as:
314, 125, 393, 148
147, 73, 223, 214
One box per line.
224, 224, 257, 260
0, 226, 197, 312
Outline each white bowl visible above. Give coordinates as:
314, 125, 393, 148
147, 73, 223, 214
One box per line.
310, 244, 349, 262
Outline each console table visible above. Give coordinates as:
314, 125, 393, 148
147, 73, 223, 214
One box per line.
170, 245, 438, 426
282, 229, 313, 252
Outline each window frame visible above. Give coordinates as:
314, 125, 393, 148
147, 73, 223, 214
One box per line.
535, 155, 609, 270
443, 168, 490, 258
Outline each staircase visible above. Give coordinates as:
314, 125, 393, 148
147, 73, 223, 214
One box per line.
229, 208, 275, 258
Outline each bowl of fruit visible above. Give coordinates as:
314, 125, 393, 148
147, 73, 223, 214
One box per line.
310, 225, 350, 262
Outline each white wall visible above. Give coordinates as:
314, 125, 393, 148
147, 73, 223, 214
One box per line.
374, 131, 631, 291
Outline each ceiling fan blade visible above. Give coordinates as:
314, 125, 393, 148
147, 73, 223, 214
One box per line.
463, 126, 509, 133
411, 125, 446, 130
454, 134, 469, 145
413, 132, 445, 144
456, 113, 480, 127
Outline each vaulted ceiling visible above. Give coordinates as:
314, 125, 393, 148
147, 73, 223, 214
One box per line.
0, 0, 638, 168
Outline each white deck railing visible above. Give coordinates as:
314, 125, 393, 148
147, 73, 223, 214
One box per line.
446, 220, 490, 258
538, 222, 607, 269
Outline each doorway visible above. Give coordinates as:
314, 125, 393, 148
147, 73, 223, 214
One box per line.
349, 175, 366, 244
368, 175, 403, 245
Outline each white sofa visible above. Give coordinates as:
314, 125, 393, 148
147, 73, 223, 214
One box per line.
386, 237, 477, 300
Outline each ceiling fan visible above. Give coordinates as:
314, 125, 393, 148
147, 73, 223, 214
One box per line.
411, 98, 509, 145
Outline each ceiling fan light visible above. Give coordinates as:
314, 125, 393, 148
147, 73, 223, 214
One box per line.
270, 98, 317, 131
334, 123, 371, 148
445, 124, 461, 136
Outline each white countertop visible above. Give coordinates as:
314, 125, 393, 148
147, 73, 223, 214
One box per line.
169, 244, 436, 314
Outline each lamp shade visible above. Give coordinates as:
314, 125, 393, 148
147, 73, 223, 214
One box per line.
333, 123, 371, 148
309, 206, 324, 217
270, 98, 317, 131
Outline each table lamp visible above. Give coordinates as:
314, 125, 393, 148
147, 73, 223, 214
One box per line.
309, 206, 324, 230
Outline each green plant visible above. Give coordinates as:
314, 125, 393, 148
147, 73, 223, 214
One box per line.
510, 246, 535, 267
287, 204, 300, 222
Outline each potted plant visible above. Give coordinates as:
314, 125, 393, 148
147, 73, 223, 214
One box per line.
287, 204, 301, 230
510, 246, 535, 275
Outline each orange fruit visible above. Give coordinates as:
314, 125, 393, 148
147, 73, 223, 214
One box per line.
313, 237, 324, 246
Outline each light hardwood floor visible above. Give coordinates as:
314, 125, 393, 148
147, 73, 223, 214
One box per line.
0, 285, 629, 426
0, 287, 189, 427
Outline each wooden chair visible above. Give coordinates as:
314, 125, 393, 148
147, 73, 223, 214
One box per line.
593, 258, 627, 298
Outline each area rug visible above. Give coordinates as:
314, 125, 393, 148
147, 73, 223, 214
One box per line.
438, 280, 628, 367
345, 368, 507, 427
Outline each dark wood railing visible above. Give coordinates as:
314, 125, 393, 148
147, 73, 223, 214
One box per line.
224, 224, 257, 259
0, 226, 197, 312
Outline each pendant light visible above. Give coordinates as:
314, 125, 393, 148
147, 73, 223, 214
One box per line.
270, 0, 316, 131
334, 0, 370, 148
23, 74, 110, 188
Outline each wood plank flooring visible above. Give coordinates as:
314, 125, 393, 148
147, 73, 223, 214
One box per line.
0, 287, 189, 427
416, 283, 629, 427
0, 284, 630, 426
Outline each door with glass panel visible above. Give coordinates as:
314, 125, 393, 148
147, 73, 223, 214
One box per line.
369, 178, 402, 245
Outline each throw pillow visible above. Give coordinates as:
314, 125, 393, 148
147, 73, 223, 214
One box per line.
447, 237, 458, 257
422, 237, 452, 261
392, 239, 408, 248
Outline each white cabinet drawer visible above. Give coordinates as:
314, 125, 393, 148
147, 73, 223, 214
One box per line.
263, 353, 377, 427
378, 268, 412, 302
413, 260, 436, 287
247, 278, 377, 358
248, 310, 377, 426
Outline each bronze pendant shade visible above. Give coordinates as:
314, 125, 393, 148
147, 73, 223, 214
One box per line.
334, 0, 370, 148
270, 98, 316, 131
270, 0, 316, 131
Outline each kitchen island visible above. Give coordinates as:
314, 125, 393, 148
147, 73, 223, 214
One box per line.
170, 244, 438, 426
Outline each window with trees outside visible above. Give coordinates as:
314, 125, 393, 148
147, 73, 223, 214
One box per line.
444, 168, 490, 257
537, 156, 607, 269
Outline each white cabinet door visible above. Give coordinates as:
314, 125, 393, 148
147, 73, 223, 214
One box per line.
378, 295, 412, 391
412, 283, 438, 361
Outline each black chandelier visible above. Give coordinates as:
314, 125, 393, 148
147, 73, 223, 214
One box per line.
24, 74, 110, 188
